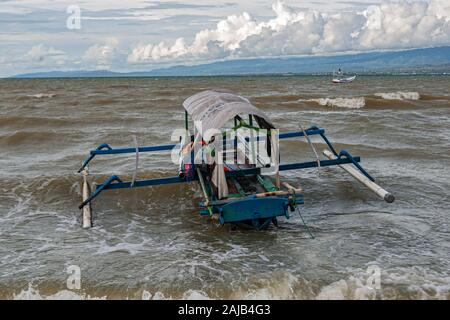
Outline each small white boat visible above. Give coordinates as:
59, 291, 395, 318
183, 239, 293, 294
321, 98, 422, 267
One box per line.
332, 75, 356, 83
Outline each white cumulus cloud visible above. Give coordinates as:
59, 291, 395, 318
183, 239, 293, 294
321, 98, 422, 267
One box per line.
82, 38, 120, 68
23, 44, 68, 65
127, 0, 450, 64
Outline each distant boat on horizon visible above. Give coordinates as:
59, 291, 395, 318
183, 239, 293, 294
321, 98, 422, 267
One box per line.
332, 68, 356, 83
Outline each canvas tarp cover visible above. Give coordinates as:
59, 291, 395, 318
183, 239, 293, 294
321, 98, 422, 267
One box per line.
183, 90, 274, 135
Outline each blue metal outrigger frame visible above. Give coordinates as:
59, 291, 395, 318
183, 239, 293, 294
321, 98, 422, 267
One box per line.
78, 126, 374, 211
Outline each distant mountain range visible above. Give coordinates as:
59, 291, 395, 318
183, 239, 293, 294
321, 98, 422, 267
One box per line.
11, 46, 450, 78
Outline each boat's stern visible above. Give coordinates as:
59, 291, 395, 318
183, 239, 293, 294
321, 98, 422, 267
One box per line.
217, 195, 303, 229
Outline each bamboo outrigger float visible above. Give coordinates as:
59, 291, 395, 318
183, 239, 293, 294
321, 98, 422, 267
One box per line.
78, 90, 394, 231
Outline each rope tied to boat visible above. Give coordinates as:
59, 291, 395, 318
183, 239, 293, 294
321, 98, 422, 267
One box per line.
284, 183, 313, 238
296, 206, 315, 239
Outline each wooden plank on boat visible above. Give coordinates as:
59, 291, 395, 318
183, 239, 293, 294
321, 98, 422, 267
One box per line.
257, 175, 278, 192
282, 182, 303, 193
196, 168, 213, 215
231, 177, 246, 196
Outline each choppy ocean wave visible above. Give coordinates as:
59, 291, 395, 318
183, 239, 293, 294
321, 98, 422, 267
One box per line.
299, 97, 366, 109
10, 266, 450, 300
1, 75, 450, 300
374, 91, 420, 100
276, 89, 445, 109
12, 285, 107, 300
297, 92, 424, 109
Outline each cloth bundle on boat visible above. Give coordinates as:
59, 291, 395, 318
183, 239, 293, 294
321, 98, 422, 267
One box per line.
212, 150, 229, 199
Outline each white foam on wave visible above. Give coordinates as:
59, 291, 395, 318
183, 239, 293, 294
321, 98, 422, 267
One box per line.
10, 266, 450, 300
12, 286, 209, 300
27, 93, 55, 99
316, 277, 377, 300
231, 272, 302, 299
300, 97, 365, 109
317, 265, 450, 300
94, 239, 152, 256
13, 284, 106, 300
374, 91, 420, 100
141, 289, 211, 300
182, 290, 211, 300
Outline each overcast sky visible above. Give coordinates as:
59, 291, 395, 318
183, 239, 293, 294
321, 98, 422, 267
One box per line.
0, 0, 449, 77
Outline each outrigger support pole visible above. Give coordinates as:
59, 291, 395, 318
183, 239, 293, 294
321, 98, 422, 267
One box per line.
79, 175, 123, 209
78, 143, 113, 173
78, 156, 362, 209
77, 143, 177, 173
337, 150, 374, 181
78, 175, 186, 209
77, 127, 326, 173
323, 150, 395, 203
196, 168, 213, 216
77, 125, 391, 217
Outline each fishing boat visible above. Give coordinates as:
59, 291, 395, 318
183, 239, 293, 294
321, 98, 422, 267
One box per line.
332, 75, 356, 83
78, 90, 394, 231
332, 68, 356, 83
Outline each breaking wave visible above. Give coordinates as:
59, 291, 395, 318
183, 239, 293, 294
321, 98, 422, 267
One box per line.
299, 97, 366, 109
12, 285, 106, 300
297, 91, 425, 109
10, 266, 450, 300
374, 91, 420, 100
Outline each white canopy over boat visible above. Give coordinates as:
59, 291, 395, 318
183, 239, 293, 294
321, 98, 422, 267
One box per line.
182, 90, 274, 135
182, 90, 279, 199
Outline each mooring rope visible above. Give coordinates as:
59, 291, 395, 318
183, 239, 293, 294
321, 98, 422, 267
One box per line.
296, 206, 315, 239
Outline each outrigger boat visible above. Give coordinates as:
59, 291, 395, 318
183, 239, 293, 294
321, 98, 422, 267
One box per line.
78, 90, 394, 231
